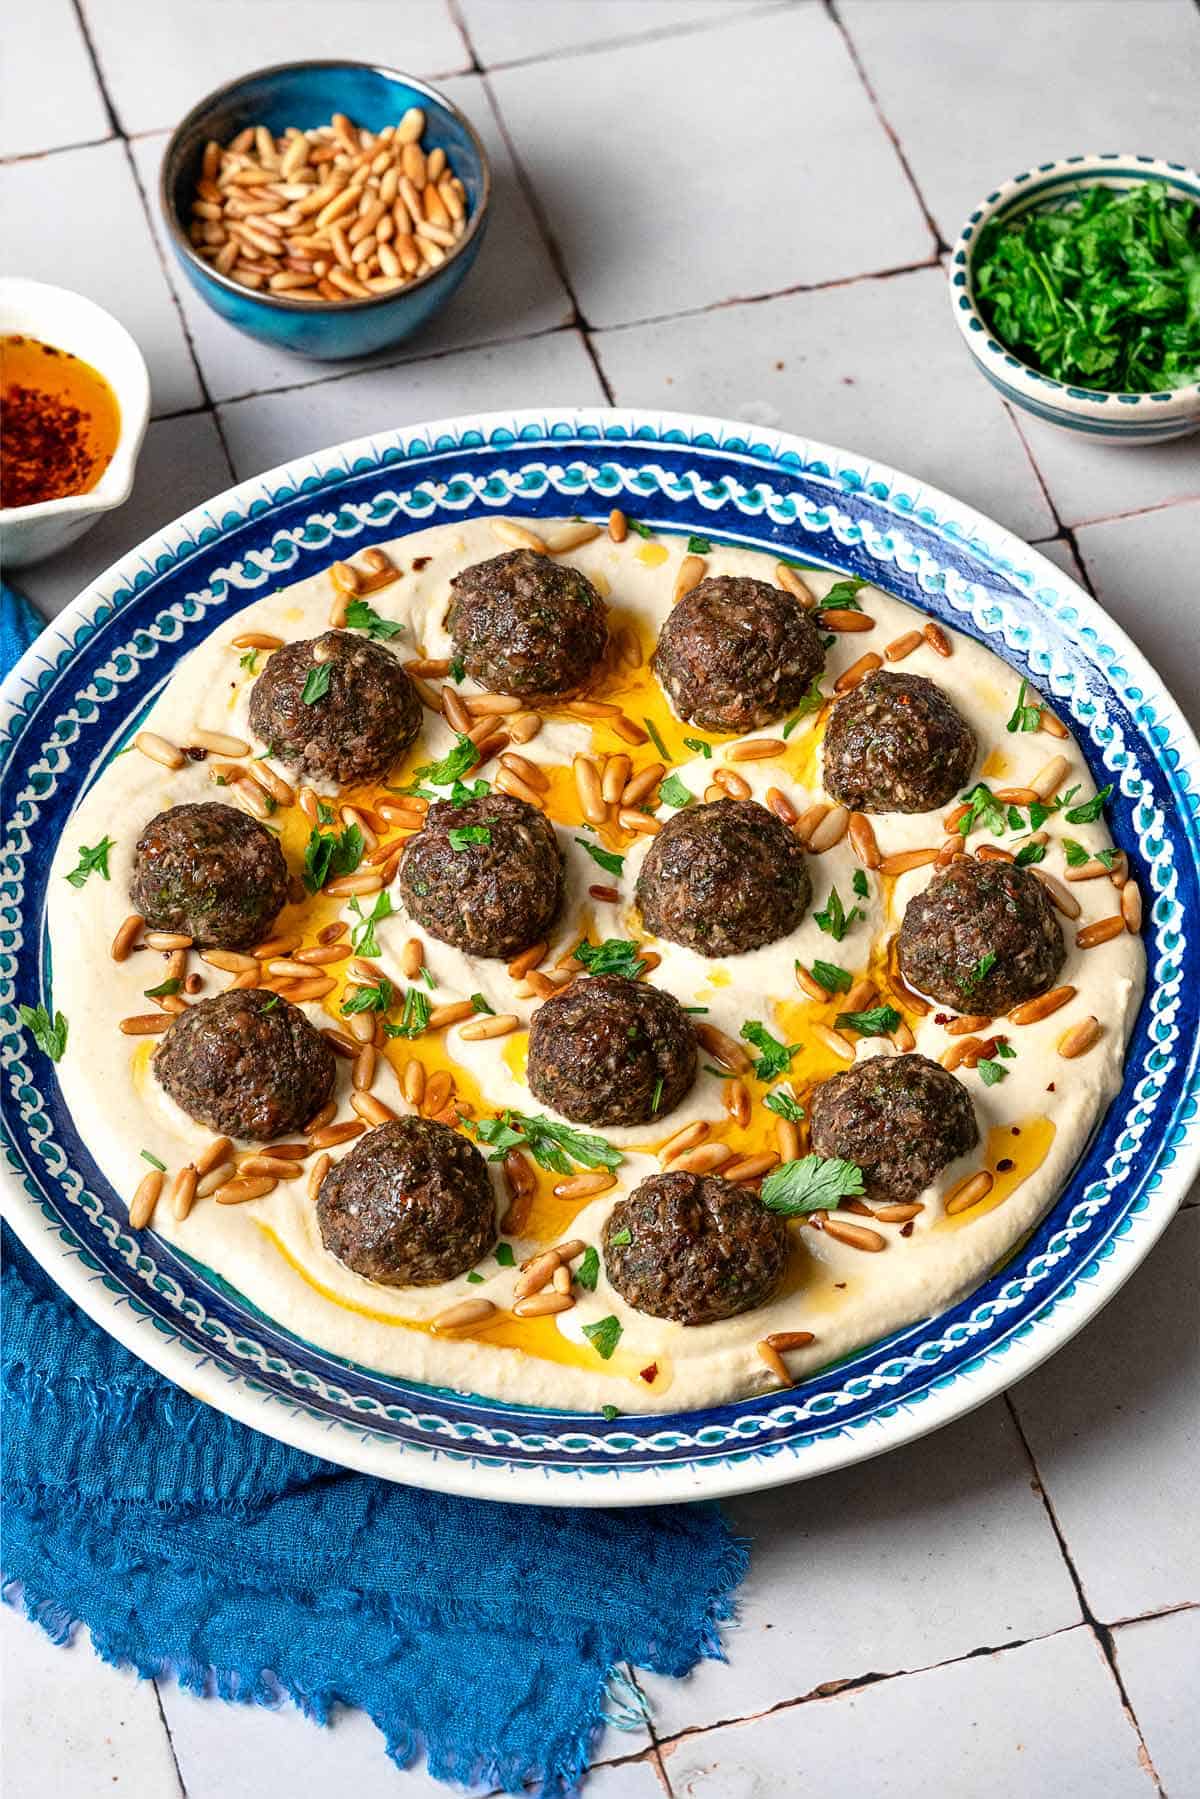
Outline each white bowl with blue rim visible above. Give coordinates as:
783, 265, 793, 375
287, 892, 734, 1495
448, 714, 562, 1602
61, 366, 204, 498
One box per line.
949, 153, 1200, 445
2, 408, 1198, 1507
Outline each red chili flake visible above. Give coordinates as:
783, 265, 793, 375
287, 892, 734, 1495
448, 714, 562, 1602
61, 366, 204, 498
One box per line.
185, 745, 208, 761
412, 556, 431, 571
639, 1363, 658, 1384
1046, 1082, 1056, 1092
997, 1158, 1015, 1173
900, 1221, 915, 1238
934, 1012, 953, 1025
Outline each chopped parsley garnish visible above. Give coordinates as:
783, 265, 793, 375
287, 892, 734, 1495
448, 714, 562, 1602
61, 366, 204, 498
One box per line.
449, 777, 490, 807
740, 1020, 800, 1082
996, 1042, 1017, 1059
963, 950, 997, 991
261, 995, 280, 1012
973, 182, 1200, 393
348, 891, 394, 957
761, 1154, 866, 1216
816, 577, 866, 611
143, 976, 182, 1000
343, 597, 404, 641
813, 885, 861, 943
466, 1271, 485, 1284
782, 680, 825, 736
66, 837, 114, 889
317, 799, 336, 825
1063, 784, 1113, 825
342, 977, 394, 1015
683, 1005, 709, 1015
383, 985, 430, 1039
473, 1111, 622, 1175
411, 734, 480, 788
582, 1315, 622, 1360
978, 1059, 1009, 1087
610, 1228, 632, 1247
576, 1246, 600, 1291
601, 1404, 621, 1422
835, 1004, 901, 1037
851, 869, 870, 900
1006, 679, 1042, 734
643, 717, 669, 759
659, 773, 693, 809
140, 1149, 166, 1171
682, 736, 713, 759
449, 825, 492, 851
301, 663, 332, 705
449, 656, 465, 683
470, 992, 495, 1015
495, 1242, 516, 1268
651, 1075, 664, 1113
575, 837, 625, 878
302, 822, 365, 893
238, 648, 259, 673
626, 518, 653, 539
687, 534, 712, 554
957, 782, 1008, 838
420, 967, 436, 990
19, 1004, 68, 1062
810, 959, 852, 994
764, 1090, 805, 1123
574, 938, 648, 979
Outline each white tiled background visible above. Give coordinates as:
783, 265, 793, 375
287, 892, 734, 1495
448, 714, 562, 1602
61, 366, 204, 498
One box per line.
3, 1, 1197, 1794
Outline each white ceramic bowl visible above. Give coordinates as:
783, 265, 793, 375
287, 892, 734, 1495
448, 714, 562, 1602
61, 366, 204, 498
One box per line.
948, 153, 1200, 446
0, 279, 150, 567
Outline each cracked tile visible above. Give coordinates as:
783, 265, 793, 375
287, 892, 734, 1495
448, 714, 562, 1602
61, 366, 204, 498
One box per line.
1112, 1608, 1200, 1797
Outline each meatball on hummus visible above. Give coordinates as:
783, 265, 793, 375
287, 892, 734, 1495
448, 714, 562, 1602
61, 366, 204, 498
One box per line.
653, 575, 825, 733
447, 550, 607, 699
528, 973, 697, 1126
131, 801, 287, 949
899, 859, 1066, 1014
604, 1172, 788, 1326
249, 629, 421, 785
154, 990, 335, 1142
810, 1054, 979, 1206
823, 671, 976, 813
399, 790, 564, 959
637, 798, 810, 956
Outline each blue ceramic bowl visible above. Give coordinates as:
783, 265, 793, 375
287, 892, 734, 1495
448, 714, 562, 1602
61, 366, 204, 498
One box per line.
159, 61, 491, 360
949, 153, 1200, 445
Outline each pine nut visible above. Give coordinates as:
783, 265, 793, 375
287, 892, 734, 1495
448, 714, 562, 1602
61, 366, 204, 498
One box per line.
491, 519, 546, 554
432, 1298, 497, 1333
618, 808, 662, 835
238, 1155, 304, 1180
794, 801, 829, 845
774, 563, 815, 606
507, 940, 548, 980
673, 554, 706, 604
756, 1342, 793, 1387
766, 787, 799, 826
307, 1151, 331, 1202
873, 1202, 924, 1223
1059, 1015, 1103, 1059
725, 1152, 780, 1183
590, 883, 619, 903
795, 964, 828, 1001
945, 1013, 993, 1036
834, 652, 883, 692
622, 763, 665, 807
309, 1121, 366, 1150
119, 1013, 171, 1036
191, 728, 250, 757
884, 629, 923, 662
775, 1119, 801, 1162
196, 1160, 236, 1199
765, 1330, 816, 1353
1076, 915, 1125, 949
1008, 984, 1076, 1025
507, 710, 542, 744
821, 1216, 886, 1251
193, 1136, 233, 1178
514, 1250, 560, 1300
128, 1168, 164, 1230
845, 812, 881, 869
1120, 880, 1142, 932
822, 610, 875, 633
659, 1121, 709, 1163
601, 754, 632, 804
1039, 710, 1069, 739
1032, 868, 1082, 919
501, 750, 549, 792
428, 1001, 474, 1031
808, 804, 850, 853
400, 1058, 425, 1107
608, 508, 628, 542
976, 845, 1014, 864
352, 1045, 376, 1091
135, 730, 184, 770
714, 766, 751, 801
812, 1025, 855, 1062
1064, 854, 1116, 882
878, 847, 940, 876
546, 520, 601, 553
668, 1142, 734, 1175
567, 698, 623, 720
723, 1079, 751, 1128
111, 913, 145, 961
459, 1012, 519, 1041
993, 786, 1039, 805
553, 1169, 615, 1199
610, 714, 648, 746
944, 1170, 994, 1216
350, 1091, 396, 1127
215, 1176, 277, 1206
695, 1022, 751, 1073
726, 737, 786, 762
514, 1292, 574, 1318
231, 631, 282, 651
923, 621, 952, 657
574, 754, 607, 825
1029, 754, 1070, 801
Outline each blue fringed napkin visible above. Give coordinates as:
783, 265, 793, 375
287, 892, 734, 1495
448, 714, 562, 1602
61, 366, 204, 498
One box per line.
1, 589, 746, 1792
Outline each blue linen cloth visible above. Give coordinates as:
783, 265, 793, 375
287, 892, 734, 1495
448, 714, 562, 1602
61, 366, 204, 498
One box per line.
0, 586, 746, 1792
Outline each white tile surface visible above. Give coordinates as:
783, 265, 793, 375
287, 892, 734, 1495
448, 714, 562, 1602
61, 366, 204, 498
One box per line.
80, 0, 470, 137
489, 6, 934, 329
1112, 1609, 1200, 1798
594, 264, 1055, 539
657, 1628, 1146, 1799
459, 0, 758, 67
127, 75, 573, 407
1012, 414, 1200, 533
639, 1398, 1080, 1738
1, 139, 202, 416
19, 413, 234, 622
1075, 499, 1200, 732
1010, 1209, 1200, 1624
839, 0, 1200, 243
0, 0, 110, 159
218, 327, 605, 481
0, 1603, 182, 1799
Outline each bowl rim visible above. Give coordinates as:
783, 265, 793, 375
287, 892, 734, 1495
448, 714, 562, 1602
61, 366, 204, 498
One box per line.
158, 57, 493, 314
948, 151, 1200, 411
0, 276, 151, 525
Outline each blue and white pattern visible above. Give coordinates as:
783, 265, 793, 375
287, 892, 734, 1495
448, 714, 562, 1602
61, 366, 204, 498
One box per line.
2, 409, 1197, 1506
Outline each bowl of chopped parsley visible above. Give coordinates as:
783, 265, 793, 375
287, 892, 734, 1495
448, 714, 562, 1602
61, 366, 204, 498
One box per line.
949, 153, 1200, 443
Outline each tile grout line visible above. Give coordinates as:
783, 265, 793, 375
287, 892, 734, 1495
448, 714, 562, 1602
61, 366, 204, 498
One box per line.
457, 0, 793, 78
150, 1677, 191, 1799
1002, 1394, 1167, 1796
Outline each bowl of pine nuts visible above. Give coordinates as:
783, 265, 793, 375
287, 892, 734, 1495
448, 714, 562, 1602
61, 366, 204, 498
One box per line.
160, 61, 491, 359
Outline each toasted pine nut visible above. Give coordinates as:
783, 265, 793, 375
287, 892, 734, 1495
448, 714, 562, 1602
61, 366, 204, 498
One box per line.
459, 1012, 519, 1041
465, 691, 523, 718
1007, 984, 1076, 1026
659, 1121, 709, 1163
608, 508, 628, 542
1029, 755, 1070, 801
545, 520, 601, 553
1040, 710, 1069, 739
621, 763, 665, 807
399, 1058, 425, 1107
940, 1040, 970, 1071
618, 808, 662, 835
795, 963, 828, 1001
307, 1151, 331, 1203
568, 698, 623, 720
976, 845, 1014, 864
143, 931, 193, 952
775, 1119, 801, 1162
195, 1160, 237, 1199
552, 1263, 572, 1293
514, 1292, 574, 1318
191, 728, 250, 757
1120, 880, 1142, 932
135, 730, 184, 770
428, 1001, 475, 1031
508, 941, 547, 980
352, 1044, 376, 1091
344, 1011, 375, 1045
573, 754, 606, 825
553, 1169, 615, 1199
884, 629, 923, 662
1059, 1015, 1104, 1058
610, 713, 649, 747
874, 1202, 924, 1223
774, 562, 815, 606
821, 1217, 886, 1251
238, 1155, 304, 1180
822, 609, 875, 633
514, 1250, 560, 1300
128, 1168, 163, 1230
325, 870, 383, 897
194, 1136, 233, 1179
794, 801, 829, 845
723, 1078, 751, 1128
119, 1013, 171, 1036
309, 1121, 366, 1150
944, 1170, 994, 1216
432, 1298, 497, 1333
601, 754, 632, 804
766, 787, 799, 826
714, 766, 751, 801
725, 1151, 780, 1183
668, 1142, 734, 1175
696, 1021, 751, 1073
231, 631, 282, 651
1076, 915, 1125, 949
878, 847, 940, 876
756, 1342, 793, 1387
214, 1175, 277, 1206
295, 944, 350, 967
351, 1092, 398, 1127
491, 519, 546, 554
500, 750, 548, 793
1064, 853, 1116, 882
834, 652, 883, 692
726, 737, 787, 762
590, 883, 619, 904
506, 710, 542, 744
923, 621, 951, 657
812, 1024, 855, 1062
673, 553, 706, 603
808, 804, 850, 853
111, 914, 145, 962
1032, 868, 1082, 919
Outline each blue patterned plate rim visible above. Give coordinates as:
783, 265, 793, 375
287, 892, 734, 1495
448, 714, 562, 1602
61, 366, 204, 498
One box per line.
2, 406, 1197, 1507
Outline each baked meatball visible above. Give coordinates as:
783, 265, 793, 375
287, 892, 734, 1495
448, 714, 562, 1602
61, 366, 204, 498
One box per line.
317, 1117, 497, 1287
447, 550, 608, 699
636, 798, 810, 956
130, 801, 288, 949
809, 1052, 978, 1206
899, 859, 1066, 1013
248, 630, 421, 785
652, 576, 825, 733
822, 670, 976, 813
527, 974, 697, 1127
604, 1172, 788, 1326
153, 989, 335, 1141
398, 790, 564, 959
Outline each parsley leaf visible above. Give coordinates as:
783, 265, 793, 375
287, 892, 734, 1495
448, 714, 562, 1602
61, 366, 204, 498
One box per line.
576, 1246, 600, 1291
302, 822, 365, 893
411, 734, 480, 788
626, 519, 653, 539
466, 1270, 485, 1284
764, 1090, 805, 1123
659, 773, 693, 809
610, 1227, 632, 1247
643, 717, 669, 759
957, 782, 1008, 838
348, 891, 394, 956
851, 869, 870, 900
601, 1404, 621, 1422
687, 534, 712, 554
1062, 838, 1090, 867
66, 837, 114, 889
140, 1149, 166, 1171
651, 1075, 664, 1113
239, 648, 260, 674
582, 1315, 622, 1360
449, 777, 490, 807
449, 656, 465, 683
574, 938, 648, 979
343, 598, 404, 641
978, 1058, 1008, 1086
495, 1242, 516, 1268
782, 680, 825, 737
963, 949, 997, 990
835, 1004, 901, 1037
342, 977, 394, 1015
474, 1111, 622, 1174
301, 663, 332, 705
383, 985, 430, 1039
1064, 784, 1114, 825
575, 837, 625, 878
682, 736, 713, 759
470, 992, 495, 1015
143, 976, 181, 1000
1006, 679, 1042, 734
813, 886, 861, 943
816, 578, 866, 611
810, 959, 853, 994
19, 1004, 68, 1062
761, 1155, 866, 1215
449, 825, 492, 852
740, 1020, 799, 1082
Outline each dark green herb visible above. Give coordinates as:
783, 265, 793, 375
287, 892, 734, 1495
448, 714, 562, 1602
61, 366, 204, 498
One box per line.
973, 182, 1200, 393
810, 959, 852, 994
301, 663, 332, 705
573, 938, 647, 979
18, 1004, 67, 1062
411, 734, 480, 788
813, 885, 861, 943
816, 578, 865, 611
575, 837, 625, 878
302, 822, 365, 893
473, 1111, 622, 1174
650, 1075, 664, 1113
495, 1242, 516, 1268
740, 1020, 799, 1082
852, 869, 870, 900
601, 1404, 621, 1422
419, 967, 436, 991
1006, 679, 1042, 734
609, 1227, 632, 1247
344, 598, 404, 641
687, 534, 712, 554
449, 777, 490, 807
683, 1005, 709, 1015
348, 891, 394, 957
659, 773, 693, 809
957, 782, 1007, 838
317, 799, 336, 825
261, 995, 280, 1012
835, 1004, 901, 1037
996, 1042, 1017, 1059
782, 680, 825, 737
140, 1149, 166, 1172
978, 1058, 1008, 1087
682, 736, 713, 759
383, 985, 430, 1039
576, 1246, 600, 1291
66, 837, 114, 889
1064, 784, 1113, 825
963, 949, 997, 991
764, 1090, 805, 1123
449, 657, 465, 683
466, 1270, 485, 1284
761, 1155, 865, 1215
582, 1315, 622, 1360
470, 993, 495, 1015
143, 976, 182, 1000
643, 717, 669, 759
626, 519, 653, 539
449, 825, 492, 851
342, 977, 394, 1015
238, 648, 259, 673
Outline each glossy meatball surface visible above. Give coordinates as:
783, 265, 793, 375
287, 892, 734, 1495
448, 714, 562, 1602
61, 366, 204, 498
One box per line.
447, 550, 608, 699
130, 801, 287, 949
822, 670, 976, 814
652, 576, 825, 734
809, 1052, 979, 1206
604, 1172, 788, 1326
527, 973, 697, 1127
316, 1117, 497, 1287
636, 798, 811, 957
899, 858, 1066, 1013
398, 790, 564, 960
248, 630, 421, 786
153, 989, 335, 1142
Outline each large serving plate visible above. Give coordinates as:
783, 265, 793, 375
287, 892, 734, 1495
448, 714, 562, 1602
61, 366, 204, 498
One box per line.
3, 408, 1197, 1507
